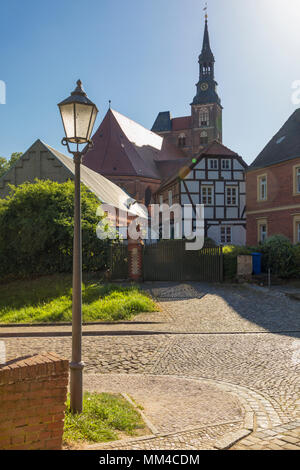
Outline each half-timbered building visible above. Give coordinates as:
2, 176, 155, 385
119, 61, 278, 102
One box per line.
155, 141, 248, 245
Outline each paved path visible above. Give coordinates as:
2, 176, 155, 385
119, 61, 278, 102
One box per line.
2, 282, 300, 450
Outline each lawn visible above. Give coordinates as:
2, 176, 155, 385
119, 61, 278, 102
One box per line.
63, 392, 147, 446
0, 274, 156, 323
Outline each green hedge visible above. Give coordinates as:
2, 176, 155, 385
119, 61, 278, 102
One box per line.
223, 235, 300, 280
0, 180, 110, 281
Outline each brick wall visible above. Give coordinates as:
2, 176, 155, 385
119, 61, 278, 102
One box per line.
247, 208, 299, 245
0, 352, 69, 450
246, 158, 300, 245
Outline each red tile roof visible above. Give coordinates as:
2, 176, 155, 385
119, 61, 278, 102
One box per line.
202, 141, 238, 156
171, 116, 192, 131
83, 109, 186, 181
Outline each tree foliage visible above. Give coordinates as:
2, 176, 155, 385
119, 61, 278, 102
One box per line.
0, 180, 110, 281
0, 152, 23, 178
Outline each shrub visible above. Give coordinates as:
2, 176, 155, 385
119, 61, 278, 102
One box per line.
260, 235, 294, 278
0, 180, 110, 281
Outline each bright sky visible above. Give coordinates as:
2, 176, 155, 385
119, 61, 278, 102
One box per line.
1, 0, 300, 164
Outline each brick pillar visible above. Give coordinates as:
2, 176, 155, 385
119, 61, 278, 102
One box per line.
0, 352, 69, 450
128, 238, 143, 281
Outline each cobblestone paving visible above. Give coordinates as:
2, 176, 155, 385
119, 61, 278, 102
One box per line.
148, 282, 300, 333
94, 422, 242, 451
3, 335, 171, 374
84, 374, 243, 434
2, 282, 300, 450
231, 421, 300, 450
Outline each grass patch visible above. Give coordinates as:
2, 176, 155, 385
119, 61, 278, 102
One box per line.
0, 274, 156, 323
63, 392, 147, 445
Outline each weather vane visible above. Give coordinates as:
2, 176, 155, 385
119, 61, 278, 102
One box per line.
204, 2, 208, 20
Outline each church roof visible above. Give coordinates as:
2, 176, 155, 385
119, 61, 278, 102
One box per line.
172, 117, 192, 131
249, 108, 300, 170
14, 140, 148, 219
151, 114, 192, 133
83, 108, 186, 180
151, 111, 172, 133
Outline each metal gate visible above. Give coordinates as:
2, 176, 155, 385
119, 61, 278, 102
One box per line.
109, 243, 128, 280
143, 240, 223, 282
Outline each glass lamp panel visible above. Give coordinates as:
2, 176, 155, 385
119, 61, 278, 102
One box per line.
75, 103, 93, 142
86, 106, 98, 141
60, 103, 75, 140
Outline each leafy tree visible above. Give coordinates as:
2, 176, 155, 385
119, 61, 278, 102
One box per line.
0, 152, 22, 178
0, 179, 110, 280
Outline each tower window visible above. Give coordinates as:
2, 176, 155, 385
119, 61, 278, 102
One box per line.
178, 134, 186, 148
199, 108, 209, 127
200, 131, 208, 145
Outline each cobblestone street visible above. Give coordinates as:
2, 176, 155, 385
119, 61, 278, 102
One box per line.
2, 282, 300, 450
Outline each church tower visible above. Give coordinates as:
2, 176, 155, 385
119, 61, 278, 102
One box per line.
191, 14, 223, 155
152, 13, 223, 158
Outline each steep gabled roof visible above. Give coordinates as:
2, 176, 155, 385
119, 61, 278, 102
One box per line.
0, 139, 147, 219
249, 108, 300, 170
83, 108, 186, 180
43, 141, 148, 219
157, 140, 247, 191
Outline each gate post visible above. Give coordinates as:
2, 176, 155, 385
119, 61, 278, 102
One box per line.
128, 238, 143, 282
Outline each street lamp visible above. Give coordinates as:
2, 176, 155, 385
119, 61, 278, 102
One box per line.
58, 80, 98, 413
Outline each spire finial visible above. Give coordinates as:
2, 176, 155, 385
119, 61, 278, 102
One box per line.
109, 100, 111, 109
204, 2, 208, 21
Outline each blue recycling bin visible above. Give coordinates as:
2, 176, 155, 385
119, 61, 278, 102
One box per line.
252, 252, 262, 275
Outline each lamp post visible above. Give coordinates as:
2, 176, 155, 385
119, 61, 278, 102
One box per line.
58, 80, 98, 413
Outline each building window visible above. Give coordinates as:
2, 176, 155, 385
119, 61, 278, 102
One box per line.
222, 159, 231, 170
200, 131, 208, 145
208, 159, 218, 170
178, 134, 186, 148
201, 186, 213, 205
293, 166, 300, 195
293, 215, 300, 244
226, 186, 237, 205
220, 226, 232, 244
168, 190, 173, 206
257, 219, 268, 243
258, 175, 267, 201
199, 108, 209, 127
159, 195, 163, 206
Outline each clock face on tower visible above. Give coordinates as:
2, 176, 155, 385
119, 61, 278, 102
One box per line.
200, 82, 209, 91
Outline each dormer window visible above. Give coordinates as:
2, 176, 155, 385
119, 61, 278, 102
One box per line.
178, 134, 186, 148
199, 108, 209, 127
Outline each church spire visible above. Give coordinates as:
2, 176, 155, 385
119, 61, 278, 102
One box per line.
200, 17, 215, 65
191, 12, 221, 106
